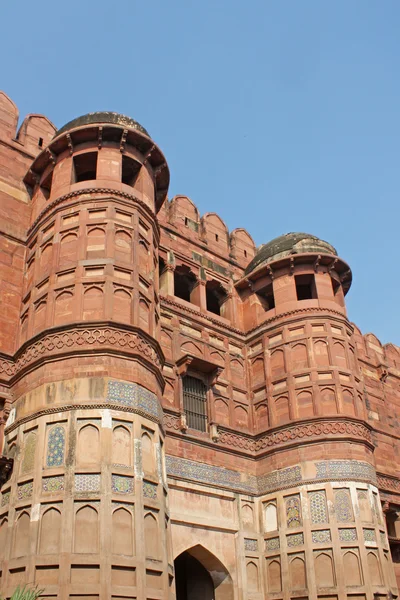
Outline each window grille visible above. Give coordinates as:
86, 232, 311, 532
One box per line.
183, 376, 208, 432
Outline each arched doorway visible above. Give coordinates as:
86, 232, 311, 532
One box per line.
175, 551, 215, 600
174, 545, 234, 600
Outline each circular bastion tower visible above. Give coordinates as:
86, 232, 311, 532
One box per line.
237, 234, 397, 599
0, 113, 174, 598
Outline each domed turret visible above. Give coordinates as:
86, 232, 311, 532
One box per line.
55, 111, 150, 138
245, 232, 337, 275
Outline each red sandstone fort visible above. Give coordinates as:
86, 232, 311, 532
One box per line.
0, 90, 399, 600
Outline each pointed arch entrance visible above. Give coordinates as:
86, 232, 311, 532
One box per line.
174, 544, 234, 600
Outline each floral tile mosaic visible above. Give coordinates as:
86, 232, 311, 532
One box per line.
287, 533, 304, 547
46, 425, 66, 468
265, 537, 280, 552
112, 474, 134, 494
75, 474, 100, 492
143, 481, 157, 499
1, 491, 10, 507
22, 432, 36, 473
309, 491, 328, 524
244, 538, 258, 552
286, 495, 302, 528
107, 380, 163, 421
312, 529, 331, 544
339, 528, 357, 542
42, 475, 64, 493
316, 460, 376, 483
258, 466, 302, 494
166, 455, 257, 494
363, 528, 376, 542
334, 489, 354, 522
18, 481, 33, 500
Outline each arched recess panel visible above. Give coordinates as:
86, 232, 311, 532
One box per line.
342, 389, 356, 416
320, 388, 337, 414
54, 291, 74, 325
112, 426, 132, 467
297, 390, 314, 419
40, 242, 53, 273
270, 349, 285, 379
74, 505, 99, 553
76, 424, 100, 467
39, 508, 61, 554
115, 230, 132, 263
343, 550, 362, 586
357, 490, 372, 522
291, 344, 308, 370
87, 227, 106, 258
251, 357, 265, 387
314, 340, 330, 366
13, 512, 30, 558
113, 288, 131, 324
144, 512, 159, 559
267, 559, 282, 592
112, 508, 134, 556
142, 432, 155, 473
246, 561, 259, 592
139, 298, 150, 331
33, 300, 47, 334
234, 405, 249, 429
264, 503, 278, 532
367, 552, 383, 586
255, 403, 269, 430
290, 556, 307, 590
59, 232, 78, 264
22, 432, 37, 474
0, 518, 8, 560
214, 399, 229, 426
83, 286, 104, 320
333, 342, 348, 368
314, 551, 335, 588
274, 396, 289, 425
242, 504, 254, 528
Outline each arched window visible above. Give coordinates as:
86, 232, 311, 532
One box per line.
174, 266, 196, 302
205, 280, 227, 316
73, 152, 97, 182
182, 376, 208, 432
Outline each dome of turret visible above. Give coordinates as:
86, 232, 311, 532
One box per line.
55, 111, 150, 138
245, 232, 337, 275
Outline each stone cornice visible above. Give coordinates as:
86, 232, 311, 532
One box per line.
377, 473, 400, 495
163, 412, 374, 456
0, 322, 165, 386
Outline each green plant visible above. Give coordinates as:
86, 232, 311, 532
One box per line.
1, 585, 44, 600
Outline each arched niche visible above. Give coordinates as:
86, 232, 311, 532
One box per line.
174, 544, 234, 600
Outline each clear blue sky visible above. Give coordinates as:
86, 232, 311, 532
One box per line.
2, 1, 399, 344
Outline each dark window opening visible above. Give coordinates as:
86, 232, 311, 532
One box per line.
175, 551, 215, 599
331, 277, 341, 296
215, 234, 219, 242
183, 376, 208, 432
295, 274, 317, 301
206, 280, 227, 316
73, 152, 98, 183
185, 217, 188, 226
257, 283, 275, 311
38, 137, 44, 148
244, 249, 247, 258
174, 266, 196, 302
122, 155, 141, 187
40, 170, 53, 200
